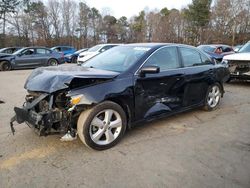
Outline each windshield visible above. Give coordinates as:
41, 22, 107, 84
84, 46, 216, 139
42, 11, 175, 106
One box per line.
239, 42, 250, 53
88, 45, 102, 52
198, 45, 216, 53
75, 49, 87, 54
0, 48, 7, 53
13, 48, 24, 55
82, 46, 151, 72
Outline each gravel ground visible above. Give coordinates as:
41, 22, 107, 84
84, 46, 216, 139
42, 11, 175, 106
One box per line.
0, 69, 250, 188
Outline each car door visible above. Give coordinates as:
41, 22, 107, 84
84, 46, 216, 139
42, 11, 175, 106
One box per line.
178, 47, 215, 107
15, 48, 37, 68
134, 46, 185, 120
35, 48, 51, 66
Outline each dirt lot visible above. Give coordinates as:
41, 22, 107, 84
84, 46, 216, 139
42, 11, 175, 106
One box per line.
0, 69, 250, 188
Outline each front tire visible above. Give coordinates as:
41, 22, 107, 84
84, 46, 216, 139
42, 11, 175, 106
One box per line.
204, 83, 222, 111
0, 61, 12, 71
71, 56, 77, 63
77, 101, 127, 150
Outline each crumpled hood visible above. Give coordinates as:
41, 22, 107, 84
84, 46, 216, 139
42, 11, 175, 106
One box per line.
223, 52, 250, 61
24, 64, 119, 93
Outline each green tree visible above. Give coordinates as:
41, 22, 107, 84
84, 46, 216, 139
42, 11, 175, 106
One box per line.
131, 10, 146, 42
102, 15, 117, 42
116, 16, 129, 42
78, 2, 91, 47
184, 0, 212, 44
89, 7, 101, 44
0, 0, 20, 46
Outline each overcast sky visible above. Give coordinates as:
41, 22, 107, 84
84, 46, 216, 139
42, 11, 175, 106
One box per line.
84, 0, 193, 18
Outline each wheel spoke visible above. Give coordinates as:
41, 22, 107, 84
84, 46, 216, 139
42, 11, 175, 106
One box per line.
212, 87, 216, 94
105, 129, 115, 143
109, 119, 122, 128
104, 110, 113, 123
208, 92, 213, 98
91, 117, 103, 128
92, 129, 105, 142
208, 98, 213, 105
215, 90, 220, 97
212, 97, 217, 105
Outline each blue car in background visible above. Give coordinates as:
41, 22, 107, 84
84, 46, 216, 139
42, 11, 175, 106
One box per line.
51, 46, 76, 55
197, 44, 235, 62
64, 48, 88, 63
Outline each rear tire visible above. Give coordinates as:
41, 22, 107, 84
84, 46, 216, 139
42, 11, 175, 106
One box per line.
48, 59, 58, 66
204, 83, 222, 111
0, 61, 12, 71
77, 101, 127, 150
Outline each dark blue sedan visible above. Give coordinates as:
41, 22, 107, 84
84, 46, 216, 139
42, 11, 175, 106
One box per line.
64, 48, 88, 63
0, 47, 65, 71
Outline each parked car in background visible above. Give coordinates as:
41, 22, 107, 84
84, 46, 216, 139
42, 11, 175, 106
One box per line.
77, 44, 121, 64
51, 46, 76, 55
0, 47, 64, 71
197, 44, 235, 62
222, 41, 250, 81
0, 47, 22, 54
11, 43, 229, 150
65, 48, 88, 63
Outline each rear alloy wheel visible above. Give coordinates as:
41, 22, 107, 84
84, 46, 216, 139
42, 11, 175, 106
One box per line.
48, 59, 58, 66
0, 61, 11, 71
204, 84, 221, 111
77, 101, 127, 150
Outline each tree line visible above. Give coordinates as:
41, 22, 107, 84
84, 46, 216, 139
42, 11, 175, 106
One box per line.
0, 0, 249, 49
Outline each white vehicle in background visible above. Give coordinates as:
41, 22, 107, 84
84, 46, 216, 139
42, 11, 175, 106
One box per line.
222, 41, 250, 81
77, 44, 121, 64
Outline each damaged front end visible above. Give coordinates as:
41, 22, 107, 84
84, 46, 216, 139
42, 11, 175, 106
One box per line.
227, 60, 250, 80
10, 91, 81, 137
10, 65, 119, 137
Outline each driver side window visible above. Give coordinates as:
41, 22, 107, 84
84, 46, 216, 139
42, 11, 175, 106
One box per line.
22, 49, 35, 56
144, 47, 179, 71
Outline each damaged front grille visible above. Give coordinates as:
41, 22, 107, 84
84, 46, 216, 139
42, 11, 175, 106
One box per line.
228, 60, 250, 75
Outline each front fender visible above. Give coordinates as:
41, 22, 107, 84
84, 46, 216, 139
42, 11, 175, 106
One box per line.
67, 76, 135, 110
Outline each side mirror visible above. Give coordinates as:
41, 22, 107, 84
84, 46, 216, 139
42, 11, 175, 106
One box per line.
139, 66, 160, 77
100, 49, 106, 52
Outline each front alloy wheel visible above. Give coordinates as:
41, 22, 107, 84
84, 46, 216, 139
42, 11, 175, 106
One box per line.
0, 61, 11, 71
77, 101, 127, 150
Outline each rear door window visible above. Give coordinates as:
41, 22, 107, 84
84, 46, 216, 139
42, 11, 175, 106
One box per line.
179, 47, 211, 67
36, 48, 47, 54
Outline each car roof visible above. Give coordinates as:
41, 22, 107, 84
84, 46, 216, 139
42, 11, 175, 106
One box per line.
124, 43, 196, 49
95, 43, 122, 47
21, 46, 51, 50
51, 46, 74, 48
199, 44, 231, 48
